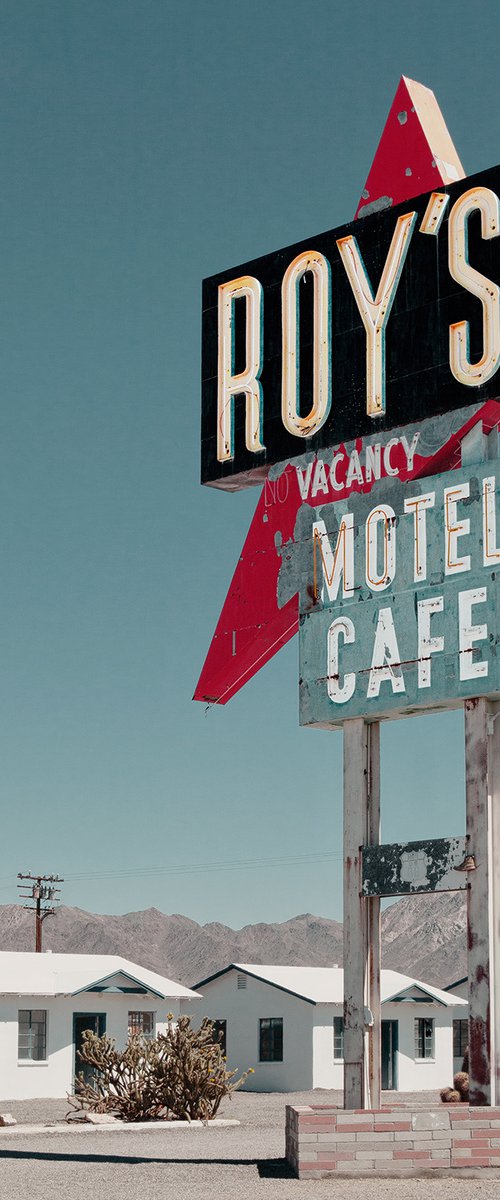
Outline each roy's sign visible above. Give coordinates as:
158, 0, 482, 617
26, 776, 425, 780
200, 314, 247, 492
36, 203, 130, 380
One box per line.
298, 458, 500, 727
202, 165, 500, 490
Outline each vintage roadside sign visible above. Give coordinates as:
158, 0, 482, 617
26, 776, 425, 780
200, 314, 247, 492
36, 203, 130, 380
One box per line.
195, 77, 467, 704
298, 456, 500, 726
197, 79, 500, 1110
202, 162, 500, 491
195, 400, 499, 703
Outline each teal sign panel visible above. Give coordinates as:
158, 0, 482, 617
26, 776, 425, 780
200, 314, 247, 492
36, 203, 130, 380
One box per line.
298, 459, 500, 727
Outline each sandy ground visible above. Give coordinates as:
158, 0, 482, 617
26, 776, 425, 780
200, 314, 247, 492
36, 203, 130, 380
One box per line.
0, 1090, 499, 1200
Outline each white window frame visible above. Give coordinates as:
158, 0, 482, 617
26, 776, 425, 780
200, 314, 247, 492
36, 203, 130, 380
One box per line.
259, 1017, 283, 1063
333, 1015, 344, 1061
414, 1016, 435, 1061
128, 1011, 156, 1039
18, 1008, 48, 1063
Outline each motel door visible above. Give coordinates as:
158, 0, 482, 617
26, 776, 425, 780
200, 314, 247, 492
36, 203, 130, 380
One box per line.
73, 1012, 107, 1088
381, 1020, 398, 1091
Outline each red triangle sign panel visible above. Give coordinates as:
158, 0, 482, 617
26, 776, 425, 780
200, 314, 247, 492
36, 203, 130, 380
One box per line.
354, 76, 464, 219
194, 78, 466, 705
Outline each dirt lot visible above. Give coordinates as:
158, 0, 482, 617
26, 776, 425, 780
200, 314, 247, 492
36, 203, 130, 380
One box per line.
0, 1090, 499, 1200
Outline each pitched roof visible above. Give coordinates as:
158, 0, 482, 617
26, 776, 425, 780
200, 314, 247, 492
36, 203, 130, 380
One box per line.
194, 963, 467, 1008
0, 951, 200, 1000
444, 976, 468, 991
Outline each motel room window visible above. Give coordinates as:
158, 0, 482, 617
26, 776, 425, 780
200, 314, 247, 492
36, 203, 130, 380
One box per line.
453, 1019, 468, 1060
333, 1016, 344, 1060
259, 1017, 283, 1062
212, 1019, 227, 1056
414, 1017, 434, 1060
128, 1011, 155, 1039
18, 1009, 47, 1061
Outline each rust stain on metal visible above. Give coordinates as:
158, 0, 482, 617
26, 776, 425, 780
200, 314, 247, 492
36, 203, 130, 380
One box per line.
469, 1014, 491, 1102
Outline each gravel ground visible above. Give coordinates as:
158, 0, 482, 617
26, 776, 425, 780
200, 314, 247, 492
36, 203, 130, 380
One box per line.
0, 1091, 500, 1200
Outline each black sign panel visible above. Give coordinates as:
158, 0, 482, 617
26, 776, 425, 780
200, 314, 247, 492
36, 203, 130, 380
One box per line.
202, 164, 500, 489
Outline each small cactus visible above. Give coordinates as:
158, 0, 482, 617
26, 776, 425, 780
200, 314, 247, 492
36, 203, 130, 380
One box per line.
453, 1071, 469, 1101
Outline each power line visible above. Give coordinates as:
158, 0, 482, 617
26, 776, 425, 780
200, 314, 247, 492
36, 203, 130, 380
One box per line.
0, 849, 343, 894
64, 849, 343, 883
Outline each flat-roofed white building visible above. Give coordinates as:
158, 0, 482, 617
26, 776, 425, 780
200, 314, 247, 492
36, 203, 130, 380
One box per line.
193, 963, 467, 1093
0, 951, 200, 1100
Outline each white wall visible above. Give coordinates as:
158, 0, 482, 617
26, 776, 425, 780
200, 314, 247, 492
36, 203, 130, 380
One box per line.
191, 969, 314, 1092
312, 1007, 343, 1088
378, 1003, 455, 1092
0, 994, 191, 1100
312, 1002, 463, 1093
193, 972, 466, 1095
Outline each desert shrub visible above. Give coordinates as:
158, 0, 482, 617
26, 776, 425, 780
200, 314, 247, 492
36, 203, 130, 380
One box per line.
69, 1015, 251, 1122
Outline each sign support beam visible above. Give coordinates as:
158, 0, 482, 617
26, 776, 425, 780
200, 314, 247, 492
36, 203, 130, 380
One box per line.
343, 720, 380, 1109
465, 697, 500, 1106
465, 697, 491, 1104
366, 722, 381, 1109
491, 702, 500, 1108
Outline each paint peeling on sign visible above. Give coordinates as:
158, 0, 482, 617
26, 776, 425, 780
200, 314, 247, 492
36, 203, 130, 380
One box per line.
297, 456, 500, 726
361, 836, 467, 897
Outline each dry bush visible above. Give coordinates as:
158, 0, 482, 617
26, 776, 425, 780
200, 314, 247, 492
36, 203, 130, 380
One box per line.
69, 1015, 251, 1122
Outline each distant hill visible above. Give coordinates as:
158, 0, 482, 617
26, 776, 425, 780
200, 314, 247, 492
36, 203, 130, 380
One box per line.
0, 891, 466, 989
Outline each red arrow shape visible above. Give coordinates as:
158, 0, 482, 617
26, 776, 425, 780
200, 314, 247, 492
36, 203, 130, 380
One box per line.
194, 77, 465, 705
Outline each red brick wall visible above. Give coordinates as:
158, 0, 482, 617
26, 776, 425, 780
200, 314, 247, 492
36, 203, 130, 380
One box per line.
286, 1104, 500, 1177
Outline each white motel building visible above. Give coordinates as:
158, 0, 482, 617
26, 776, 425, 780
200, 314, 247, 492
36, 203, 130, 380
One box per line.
0, 952, 467, 1100
0, 951, 199, 1100
192, 964, 468, 1093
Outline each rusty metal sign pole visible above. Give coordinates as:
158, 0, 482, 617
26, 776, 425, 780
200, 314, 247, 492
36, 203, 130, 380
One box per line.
343, 720, 381, 1109
461, 425, 499, 1107
366, 723, 381, 1109
492, 701, 500, 1108
465, 695, 500, 1106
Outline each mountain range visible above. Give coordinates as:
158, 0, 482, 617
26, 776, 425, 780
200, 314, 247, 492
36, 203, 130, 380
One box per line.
0, 890, 467, 988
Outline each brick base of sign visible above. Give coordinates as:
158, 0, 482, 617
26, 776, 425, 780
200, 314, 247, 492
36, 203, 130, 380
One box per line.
285, 1105, 500, 1177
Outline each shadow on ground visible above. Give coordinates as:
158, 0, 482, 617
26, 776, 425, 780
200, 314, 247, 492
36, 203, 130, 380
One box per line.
0, 1147, 294, 1176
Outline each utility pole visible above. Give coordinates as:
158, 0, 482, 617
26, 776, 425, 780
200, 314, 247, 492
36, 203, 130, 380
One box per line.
17, 873, 63, 952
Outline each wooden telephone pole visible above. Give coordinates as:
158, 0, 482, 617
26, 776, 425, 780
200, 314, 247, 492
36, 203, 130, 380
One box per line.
17, 873, 63, 952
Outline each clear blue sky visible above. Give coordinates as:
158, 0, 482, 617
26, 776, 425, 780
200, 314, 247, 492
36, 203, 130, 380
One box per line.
0, 0, 496, 925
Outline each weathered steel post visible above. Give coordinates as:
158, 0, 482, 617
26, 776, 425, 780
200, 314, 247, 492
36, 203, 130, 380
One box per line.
465, 697, 492, 1104
461, 423, 499, 1106
464, 696, 500, 1106
491, 701, 500, 1108
343, 719, 381, 1109
366, 722, 381, 1109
